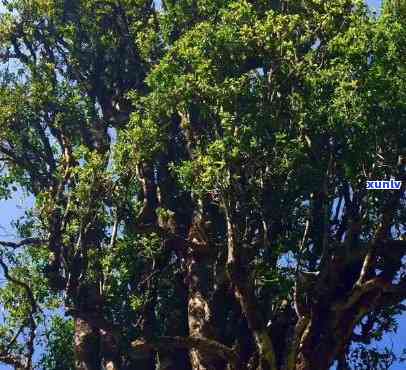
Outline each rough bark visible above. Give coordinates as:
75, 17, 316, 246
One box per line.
131, 336, 239, 368
74, 317, 101, 370
158, 272, 192, 370
186, 213, 224, 370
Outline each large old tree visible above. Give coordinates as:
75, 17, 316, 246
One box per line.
0, 0, 405, 369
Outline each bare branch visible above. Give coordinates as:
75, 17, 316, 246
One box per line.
0, 238, 45, 249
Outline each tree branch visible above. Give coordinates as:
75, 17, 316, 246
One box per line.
0, 238, 45, 249
224, 194, 278, 370
131, 336, 239, 367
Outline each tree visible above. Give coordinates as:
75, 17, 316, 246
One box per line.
0, 0, 405, 369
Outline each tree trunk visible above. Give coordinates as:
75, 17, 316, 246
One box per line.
186, 213, 225, 370
74, 317, 101, 370
158, 272, 192, 370
187, 250, 224, 370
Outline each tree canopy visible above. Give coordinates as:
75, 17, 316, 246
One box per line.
0, 0, 405, 369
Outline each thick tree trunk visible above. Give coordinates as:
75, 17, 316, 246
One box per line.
187, 249, 224, 370
186, 212, 225, 370
293, 291, 378, 370
74, 317, 101, 370
72, 283, 122, 370
158, 272, 192, 370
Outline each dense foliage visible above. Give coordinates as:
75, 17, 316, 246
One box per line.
0, 0, 405, 369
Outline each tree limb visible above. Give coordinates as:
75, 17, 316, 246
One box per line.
131, 336, 240, 367
0, 238, 45, 249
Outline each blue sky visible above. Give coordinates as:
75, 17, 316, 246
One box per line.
368, 0, 382, 9
0, 0, 405, 369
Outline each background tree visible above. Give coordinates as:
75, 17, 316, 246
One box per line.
0, 0, 405, 370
